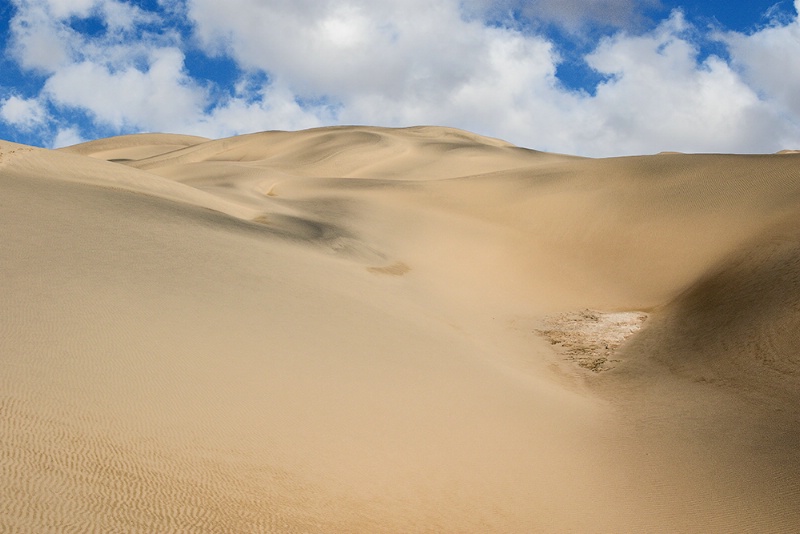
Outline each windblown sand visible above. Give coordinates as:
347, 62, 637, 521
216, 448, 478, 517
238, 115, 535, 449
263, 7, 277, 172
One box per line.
2, 126, 800, 532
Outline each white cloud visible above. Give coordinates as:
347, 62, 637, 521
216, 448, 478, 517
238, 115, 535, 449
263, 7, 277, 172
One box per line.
185, 1, 800, 155
43, 48, 207, 132
186, 0, 565, 133
333, 26, 565, 143
5, 0, 800, 155
572, 12, 788, 155
51, 126, 85, 148
721, 2, 800, 120
188, 0, 493, 99
40, 0, 95, 19
188, 82, 330, 139
461, 0, 661, 32
8, 1, 75, 71
8, 0, 161, 72
8, 0, 203, 135
0, 95, 48, 129
29, 0, 154, 27
96, 0, 157, 31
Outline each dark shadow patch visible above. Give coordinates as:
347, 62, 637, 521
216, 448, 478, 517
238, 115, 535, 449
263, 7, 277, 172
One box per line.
367, 262, 411, 276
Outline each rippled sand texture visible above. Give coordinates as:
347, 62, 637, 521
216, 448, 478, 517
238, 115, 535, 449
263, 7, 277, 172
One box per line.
2, 127, 800, 532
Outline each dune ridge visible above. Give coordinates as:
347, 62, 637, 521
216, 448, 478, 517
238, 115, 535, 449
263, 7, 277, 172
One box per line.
2, 126, 800, 532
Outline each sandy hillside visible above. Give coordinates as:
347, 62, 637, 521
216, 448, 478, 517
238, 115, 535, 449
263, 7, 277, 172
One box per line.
2, 126, 800, 532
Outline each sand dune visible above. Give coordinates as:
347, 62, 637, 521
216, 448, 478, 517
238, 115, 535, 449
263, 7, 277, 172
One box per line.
624, 212, 800, 402
2, 126, 800, 532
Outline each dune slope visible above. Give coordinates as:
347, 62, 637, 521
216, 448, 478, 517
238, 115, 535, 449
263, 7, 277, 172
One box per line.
2, 127, 800, 532
622, 212, 800, 403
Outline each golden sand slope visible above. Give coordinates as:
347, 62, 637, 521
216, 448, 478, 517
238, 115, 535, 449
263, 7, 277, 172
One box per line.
2, 126, 800, 532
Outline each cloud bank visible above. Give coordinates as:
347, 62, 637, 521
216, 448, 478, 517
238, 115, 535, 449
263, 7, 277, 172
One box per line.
1, 0, 799, 156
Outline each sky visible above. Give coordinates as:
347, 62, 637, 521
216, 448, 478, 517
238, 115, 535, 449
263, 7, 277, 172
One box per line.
0, 0, 799, 156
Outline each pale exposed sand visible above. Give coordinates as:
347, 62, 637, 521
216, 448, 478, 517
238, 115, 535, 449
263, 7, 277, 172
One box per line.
2, 126, 800, 532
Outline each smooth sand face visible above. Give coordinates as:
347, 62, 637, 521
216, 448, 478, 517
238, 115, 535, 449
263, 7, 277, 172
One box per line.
2, 127, 800, 532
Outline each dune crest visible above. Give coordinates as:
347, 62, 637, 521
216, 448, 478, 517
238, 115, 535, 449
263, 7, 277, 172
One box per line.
2, 126, 800, 532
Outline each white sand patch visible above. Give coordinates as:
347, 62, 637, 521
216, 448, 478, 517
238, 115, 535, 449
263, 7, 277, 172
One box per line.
537, 310, 648, 372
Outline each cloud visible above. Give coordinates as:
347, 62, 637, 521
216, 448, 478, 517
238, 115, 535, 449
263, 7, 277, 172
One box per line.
36, 0, 95, 19
573, 11, 787, 155
720, 1, 800, 121
43, 48, 207, 131
189, 81, 330, 139
186, 0, 564, 130
8, 0, 158, 71
8, 0, 75, 71
51, 125, 85, 148
186, 1, 800, 155
462, 0, 662, 32
188, 0, 498, 99
0, 95, 48, 129
5, 0, 339, 142
3, 0, 800, 155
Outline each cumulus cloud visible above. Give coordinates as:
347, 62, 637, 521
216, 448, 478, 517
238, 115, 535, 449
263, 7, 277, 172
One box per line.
720, 0, 800, 122
3, 0, 800, 155
187, 0, 565, 137
8, 0, 157, 71
574, 12, 786, 154
8, 1, 74, 71
5, 0, 339, 142
0, 95, 48, 129
189, 82, 329, 139
51, 126, 85, 148
43, 48, 206, 131
188, 0, 497, 99
186, 0, 800, 154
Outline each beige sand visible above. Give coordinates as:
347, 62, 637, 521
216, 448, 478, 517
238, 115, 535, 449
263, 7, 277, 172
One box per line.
1, 126, 799, 532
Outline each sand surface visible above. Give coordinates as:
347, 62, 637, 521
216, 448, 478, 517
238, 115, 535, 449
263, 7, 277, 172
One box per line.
2, 126, 800, 532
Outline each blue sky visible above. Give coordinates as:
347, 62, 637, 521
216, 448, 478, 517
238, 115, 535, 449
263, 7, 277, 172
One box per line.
1, 0, 799, 156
